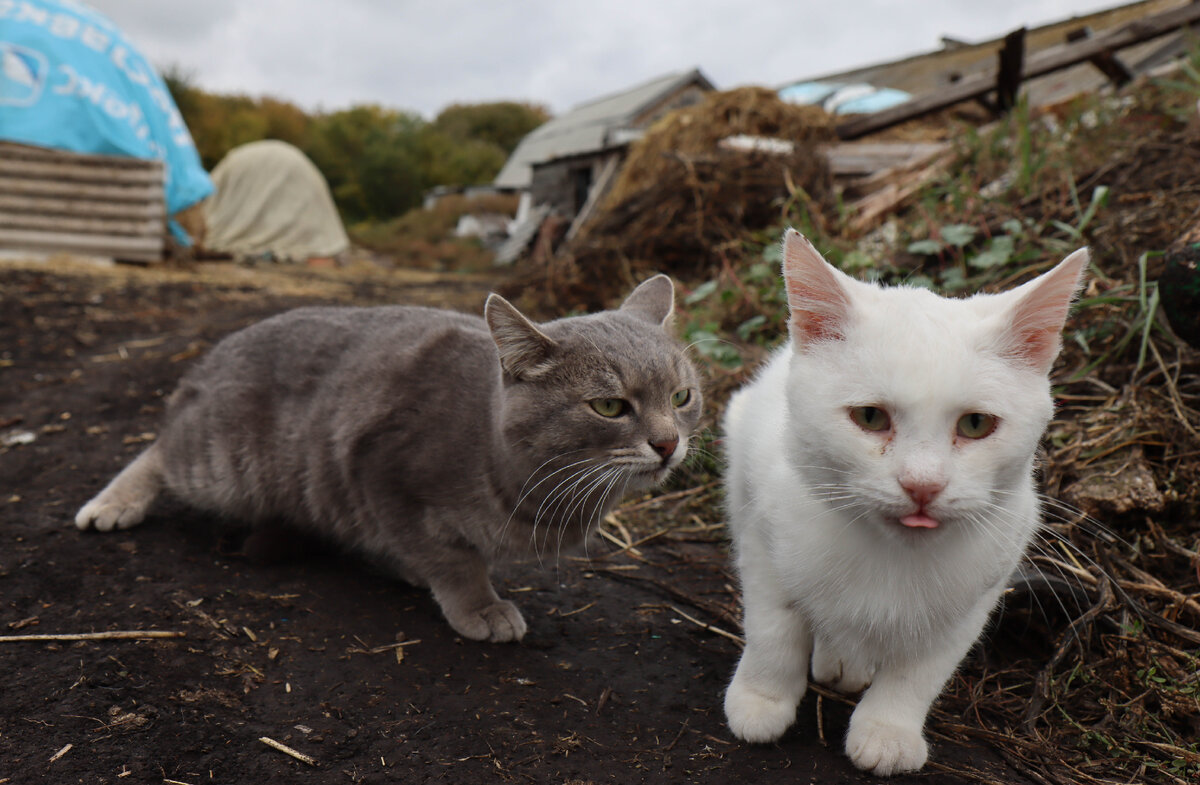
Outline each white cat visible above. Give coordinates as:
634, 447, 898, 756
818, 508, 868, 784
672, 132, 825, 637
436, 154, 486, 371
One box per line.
722, 229, 1088, 775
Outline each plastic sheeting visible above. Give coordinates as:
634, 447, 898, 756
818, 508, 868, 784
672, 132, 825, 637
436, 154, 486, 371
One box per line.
0, 0, 212, 213
779, 81, 912, 115
203, 140, 349, 262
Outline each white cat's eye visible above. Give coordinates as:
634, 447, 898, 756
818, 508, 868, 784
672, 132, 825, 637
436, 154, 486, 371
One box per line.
956, 412, 997, 439
671, 389, 691, 408
849, 406, 891, 433
590, 398, 628, 418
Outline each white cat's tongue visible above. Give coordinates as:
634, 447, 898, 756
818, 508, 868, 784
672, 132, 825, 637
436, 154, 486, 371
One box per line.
900, 513, 939, 529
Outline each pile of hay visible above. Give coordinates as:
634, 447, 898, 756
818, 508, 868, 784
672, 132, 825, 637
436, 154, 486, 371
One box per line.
515, 88, 837, 311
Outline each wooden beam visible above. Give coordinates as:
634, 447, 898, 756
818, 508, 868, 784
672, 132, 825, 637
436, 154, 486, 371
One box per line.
0, 175, 163, 203
0, 193, 166, 220
0, 228, 163, 261
1067, 26, 1136, 85
0, 211, 163, 237
0, 141, 163, 172
836, 1, 1200, 139
0, 157, 163, 186
996, 28, 1026, 113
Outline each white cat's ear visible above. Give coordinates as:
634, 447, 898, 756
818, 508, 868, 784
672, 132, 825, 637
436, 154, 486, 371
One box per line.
781, 229, 853, 345
485, 294, 558, 379
620, 274, 674, 326
997, 247, 1089, 374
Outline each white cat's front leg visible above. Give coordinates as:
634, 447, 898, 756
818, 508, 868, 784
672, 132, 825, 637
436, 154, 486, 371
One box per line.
844, 599, 995, 775
725, 567, 812, 743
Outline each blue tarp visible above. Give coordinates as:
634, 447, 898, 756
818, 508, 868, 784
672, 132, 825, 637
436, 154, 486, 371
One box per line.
0, 0, 212, 214
779, 81, 912, 116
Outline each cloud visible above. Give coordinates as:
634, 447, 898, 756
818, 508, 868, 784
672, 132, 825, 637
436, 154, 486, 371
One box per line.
90, 0, 1125, 117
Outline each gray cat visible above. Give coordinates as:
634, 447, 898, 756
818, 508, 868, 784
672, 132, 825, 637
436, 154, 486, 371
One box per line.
75, 276, 701, 642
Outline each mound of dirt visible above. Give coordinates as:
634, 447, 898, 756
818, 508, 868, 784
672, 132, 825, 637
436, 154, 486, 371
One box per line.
514, 88, 838, 312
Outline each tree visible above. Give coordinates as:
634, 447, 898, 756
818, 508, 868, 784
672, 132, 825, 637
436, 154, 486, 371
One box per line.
433, 102, 549, 154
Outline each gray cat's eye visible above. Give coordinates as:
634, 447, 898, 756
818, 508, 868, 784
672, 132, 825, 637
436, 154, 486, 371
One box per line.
671, 389, 691, 408
590, 398, 627, 417
956, 412, 997, 439
849, 406, 890, 432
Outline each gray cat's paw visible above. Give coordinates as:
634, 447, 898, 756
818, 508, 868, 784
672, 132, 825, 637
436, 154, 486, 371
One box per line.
811, 644, 874, 694
74, 495, 151, 532
446, 600, 527, 643
845, 715, 928, 776
724, 679, 798, 743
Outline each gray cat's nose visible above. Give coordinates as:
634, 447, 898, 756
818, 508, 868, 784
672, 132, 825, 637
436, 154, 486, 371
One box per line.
650, 438, 679, 460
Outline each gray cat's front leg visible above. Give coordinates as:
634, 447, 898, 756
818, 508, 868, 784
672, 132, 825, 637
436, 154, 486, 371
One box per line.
75, 444, 164, 531
421, 545, 527, 643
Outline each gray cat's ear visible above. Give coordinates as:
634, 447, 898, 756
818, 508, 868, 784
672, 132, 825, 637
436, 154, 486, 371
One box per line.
996, 247, 1089, 374
781, 229, 853, 346
485, 294, 558, 379
619, 274, 675, 326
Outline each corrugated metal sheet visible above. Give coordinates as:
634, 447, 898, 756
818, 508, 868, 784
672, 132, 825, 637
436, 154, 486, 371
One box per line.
494, 68, 714, 189
0, 142, 166, 262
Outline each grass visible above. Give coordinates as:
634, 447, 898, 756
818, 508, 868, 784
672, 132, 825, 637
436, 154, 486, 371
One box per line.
350, 193, 518, 272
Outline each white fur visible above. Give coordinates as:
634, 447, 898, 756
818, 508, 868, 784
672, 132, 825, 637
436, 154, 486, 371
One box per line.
723, 231, 1087, 775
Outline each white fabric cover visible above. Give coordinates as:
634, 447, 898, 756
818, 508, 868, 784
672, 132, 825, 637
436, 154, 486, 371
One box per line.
203, 140, 349, 260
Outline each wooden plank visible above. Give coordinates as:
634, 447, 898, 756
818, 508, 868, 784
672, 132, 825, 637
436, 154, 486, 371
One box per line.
0, 227, 162, 261
848, 152, 954, 232
565, 153, 622, 242
1067, 26, 1136, 85
0, 175, 163, 204
0, 211, 162, 237
0, 157, 163, 186
836, 1, 1200, 139
822, 141, 949, 176
0, 141, 163, 172
0, 193, 166, 220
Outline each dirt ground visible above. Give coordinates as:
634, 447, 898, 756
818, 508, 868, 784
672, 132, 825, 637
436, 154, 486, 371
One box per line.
0, 259, 1029, 784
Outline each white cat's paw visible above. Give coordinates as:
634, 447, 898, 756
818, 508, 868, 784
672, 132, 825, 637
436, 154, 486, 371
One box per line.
724, 679, 799, 743
446, 600, 527, 643
74, 495, 150, 532
845, 716, 928, 776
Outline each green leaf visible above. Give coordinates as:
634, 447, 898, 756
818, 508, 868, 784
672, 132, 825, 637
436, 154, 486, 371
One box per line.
736, 315, 767, 341
907, 239, 944, 255
840, 250, 874, 270
940, 267, 967, 290
745, 262, 774, 282
684, 280, 719, 305
969, 235, 1015, 268
1000, 218, 1025, 236
940, 223, 977, 247
687, 330, 743, 368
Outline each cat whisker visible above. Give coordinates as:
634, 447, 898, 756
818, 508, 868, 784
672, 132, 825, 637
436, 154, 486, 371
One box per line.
499, 454, 597, 556
533, 461, 609, 560
556, 466, 624, 570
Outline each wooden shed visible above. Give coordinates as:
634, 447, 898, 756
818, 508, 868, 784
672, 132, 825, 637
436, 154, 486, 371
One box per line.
493, 69, 715, 263
0, 142, 166, 263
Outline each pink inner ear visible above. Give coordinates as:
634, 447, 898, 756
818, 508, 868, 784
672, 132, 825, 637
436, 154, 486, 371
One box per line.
787, 279, 846, 342
782, 230, 851, 344
1011, 326, 1060, 372
1001, 248, 1088, 373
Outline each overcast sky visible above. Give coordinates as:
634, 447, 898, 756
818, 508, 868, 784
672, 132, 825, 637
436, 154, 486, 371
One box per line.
92, 0, 1128, 119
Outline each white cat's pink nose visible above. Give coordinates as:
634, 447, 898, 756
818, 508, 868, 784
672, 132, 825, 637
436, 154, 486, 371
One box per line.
901, 479, 945, 507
